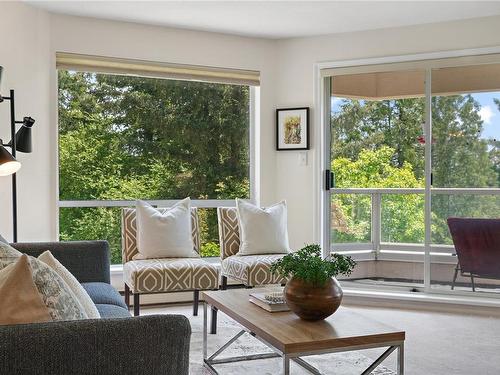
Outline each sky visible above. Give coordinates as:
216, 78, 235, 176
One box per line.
472, 92, 499, 141
331, 93, 500, 142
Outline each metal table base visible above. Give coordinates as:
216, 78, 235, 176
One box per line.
203, 303, 404, 375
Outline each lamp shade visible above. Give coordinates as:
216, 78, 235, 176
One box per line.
0, 145, 21, 176
14, 117, 35, 153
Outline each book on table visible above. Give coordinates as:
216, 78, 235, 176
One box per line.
249, 291, 290, 312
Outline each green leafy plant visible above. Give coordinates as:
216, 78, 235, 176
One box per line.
200, 242, 220, 257
270, 244, 356, 287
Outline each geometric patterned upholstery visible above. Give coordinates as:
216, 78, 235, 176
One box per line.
217, 207, 241, 260
217, 207, 288, 287
123, 258, 219, 293
221, 254, 287, 287
121, 206, 218, 294
121, 207, 201, 263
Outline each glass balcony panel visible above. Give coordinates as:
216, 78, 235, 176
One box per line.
331, 193, 371, 245
430, 193, 500, 295
381, 193, 424, 244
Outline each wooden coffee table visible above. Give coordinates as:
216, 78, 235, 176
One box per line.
202, 289, 405, 375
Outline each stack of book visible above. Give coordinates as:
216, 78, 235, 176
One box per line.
249, 290, 290, 312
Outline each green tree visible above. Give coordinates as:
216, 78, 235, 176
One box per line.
331, 94, 499, 245
332, 146, 424, 244
58, 71, 251, 262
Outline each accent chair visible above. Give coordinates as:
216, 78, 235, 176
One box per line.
447, 217, 500, 291
121, 206, 220, 332
217, 207, 287, 289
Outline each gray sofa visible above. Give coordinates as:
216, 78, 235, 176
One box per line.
0, 239, 191, 375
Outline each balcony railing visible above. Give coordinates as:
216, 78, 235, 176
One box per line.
330, 187, 500, 262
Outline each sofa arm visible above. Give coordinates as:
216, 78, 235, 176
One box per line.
10, 240, 111, 284
0, 315, 191, 375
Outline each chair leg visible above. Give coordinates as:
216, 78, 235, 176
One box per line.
193, 290, 200, 316
133, 293, 140, 316
451, 262, 460, 290
124, 283, 130, 307
221, 276, 228, 290
210, 306, 218, 334
471, 275, 476, 292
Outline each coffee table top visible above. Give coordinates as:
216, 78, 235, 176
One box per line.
203, 289, 405, 355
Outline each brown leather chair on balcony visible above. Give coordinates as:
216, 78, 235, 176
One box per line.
447, 217, 500, 291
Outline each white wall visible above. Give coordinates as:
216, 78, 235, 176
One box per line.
0, 2, 51, 242
0, 3, 278, 241
1, 1, 500, 249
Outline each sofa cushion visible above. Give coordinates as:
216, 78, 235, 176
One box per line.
95, 303, 131, 318
222, 254, 287, 286
124, 258, 219, 293
82, 282, 127, 310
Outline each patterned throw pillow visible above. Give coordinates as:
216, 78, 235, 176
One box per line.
39, 251, 100, 319
29, 256, 88, 321
0, 242, 21, 271
0, 241, 21, 258
0, 242, 88, 321
0, 233, 9, 245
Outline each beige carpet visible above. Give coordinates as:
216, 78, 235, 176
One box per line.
143, 305, 395, 374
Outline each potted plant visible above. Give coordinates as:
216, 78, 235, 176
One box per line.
270, 244, 356, 321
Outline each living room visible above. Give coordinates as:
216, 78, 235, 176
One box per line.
0, 1, 499, 374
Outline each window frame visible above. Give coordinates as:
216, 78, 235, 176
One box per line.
55, 60, 259, 252
318, 47, 500, 298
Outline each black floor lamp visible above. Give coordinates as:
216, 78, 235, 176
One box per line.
0, 66, 36, 242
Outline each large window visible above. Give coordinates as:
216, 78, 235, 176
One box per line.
57, 59, 256, 264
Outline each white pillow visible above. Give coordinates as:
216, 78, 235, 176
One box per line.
134, 198, 197, 259
38, 250, 100, 319
236, 199, 290, 255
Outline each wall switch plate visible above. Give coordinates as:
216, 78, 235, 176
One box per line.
298, 151, 308, 166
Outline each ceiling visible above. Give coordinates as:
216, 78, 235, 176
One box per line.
26, 1, 500, 39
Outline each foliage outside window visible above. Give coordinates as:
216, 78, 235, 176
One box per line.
331, 94, 499, 246
58, 70, 251, 263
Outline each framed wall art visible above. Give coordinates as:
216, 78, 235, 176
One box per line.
276, 107, 309, 151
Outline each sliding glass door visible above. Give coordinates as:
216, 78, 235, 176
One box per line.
323, 54, 500, 297
430, 63, 500, 295
328, 68, 426, 290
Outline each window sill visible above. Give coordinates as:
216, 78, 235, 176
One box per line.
342, 288, 500, 315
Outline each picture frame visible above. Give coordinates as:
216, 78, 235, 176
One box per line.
276, 107, 309, 151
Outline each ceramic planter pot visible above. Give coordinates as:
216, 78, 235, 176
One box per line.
284, 276, 343, 321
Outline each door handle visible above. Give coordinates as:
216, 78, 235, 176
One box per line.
325, 170, 335, 190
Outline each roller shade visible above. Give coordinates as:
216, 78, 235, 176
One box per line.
56, 52, 260, 86
325, 53, 500, 100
